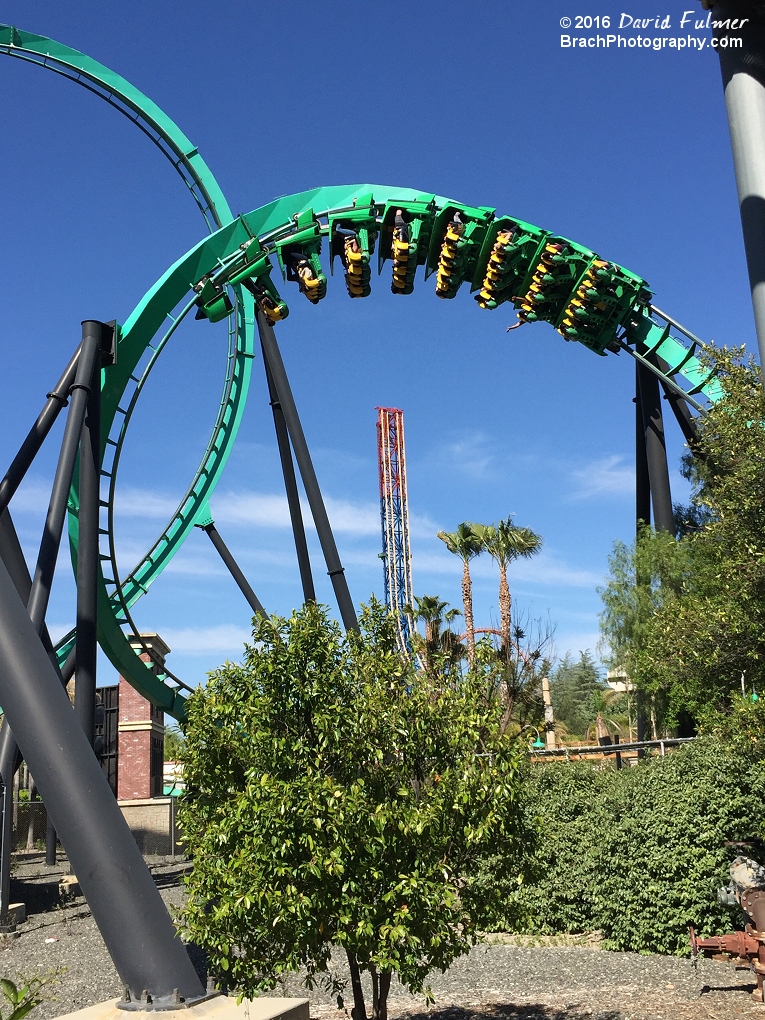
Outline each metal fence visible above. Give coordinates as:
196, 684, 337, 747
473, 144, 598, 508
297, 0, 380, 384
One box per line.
11, 797, 182, 857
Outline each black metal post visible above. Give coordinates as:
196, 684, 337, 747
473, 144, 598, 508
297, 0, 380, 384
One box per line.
635, 364, 651, 530
45, 814, 57, 867
198, 521, 266, 617
0, 783, 12, 934
0, 508, 70, 904
255, 310, 358, 632
0, 347, 80, 517
711, 3, 765, 375
659, 379, 700, 453
636, 355, 674, 534
27, 328, 100, 633
74, 323, 102, 747
0, 555, 205, 1004
263, 354, 316, 603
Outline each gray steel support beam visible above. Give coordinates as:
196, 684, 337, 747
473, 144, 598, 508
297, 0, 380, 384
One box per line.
0, 508, 70, 917
199, 522, 265, 617
713, 3, 765, 374
74, 321, 102, 747
0, 554, 205, 1003
27, 333, 100, 633
0, 347, 80, 517
262, 354, 316, 604
256, 311, 358, 632
637, 357, 674, 534
45, 814, 57, 867
635, 364, 651, 530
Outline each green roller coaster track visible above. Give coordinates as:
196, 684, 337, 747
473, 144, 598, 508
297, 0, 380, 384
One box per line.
0, 26, 724, 722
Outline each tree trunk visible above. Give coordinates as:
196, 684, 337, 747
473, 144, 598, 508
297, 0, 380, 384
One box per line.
498, 563, 511, 658
462, 561, 475, 665
346, 950, 367, 1020
374, 969, 391, 1020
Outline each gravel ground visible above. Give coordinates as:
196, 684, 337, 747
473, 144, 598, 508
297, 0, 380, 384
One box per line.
0, 852, 761, 1020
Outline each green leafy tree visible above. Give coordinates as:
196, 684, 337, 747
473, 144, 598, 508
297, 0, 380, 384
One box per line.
598, 527, 690, 678
436, 523, 483, 664
473, 612, 555, 734
402, 595, 464, 676
164, 726, 186, 761
179, 600, 527, 1019
549, 651, 604, 739
471, 520, 542, 656
599, 345, 765, 729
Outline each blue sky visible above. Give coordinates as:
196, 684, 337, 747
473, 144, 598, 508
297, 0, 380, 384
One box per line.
0, 0, 756, 689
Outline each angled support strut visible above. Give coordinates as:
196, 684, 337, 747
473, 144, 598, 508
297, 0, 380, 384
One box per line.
255, 308, 358, 632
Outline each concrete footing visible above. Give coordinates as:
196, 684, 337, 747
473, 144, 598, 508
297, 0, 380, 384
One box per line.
59, 875, 81, 899
7, 902, 25, 924
54, 996, 309, 1020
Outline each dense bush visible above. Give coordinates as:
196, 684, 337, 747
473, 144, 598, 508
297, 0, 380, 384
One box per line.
483, 739, 765, 954
179, 601, 528, 1017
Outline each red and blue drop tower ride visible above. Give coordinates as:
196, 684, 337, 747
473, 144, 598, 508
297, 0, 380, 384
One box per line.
376, 407, 414, 653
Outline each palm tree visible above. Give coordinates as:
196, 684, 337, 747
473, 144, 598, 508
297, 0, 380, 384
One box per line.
472, 519, 542, 657
403, 595, 463, 674
436, 523, 483, 664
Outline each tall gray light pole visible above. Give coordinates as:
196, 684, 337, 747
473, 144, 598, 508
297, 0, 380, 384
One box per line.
711, 3, 765, 367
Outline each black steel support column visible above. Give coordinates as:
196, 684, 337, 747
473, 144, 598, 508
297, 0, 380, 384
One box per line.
0, 508, 70, 910
263, 354, 316, 603
74, 322, 102, 747
0, 555, 205, 1003
198, 522, 266, 617
0, 784, 11, 934
45, 815, 57, 867
712, 3, 765, 375
256, 310, 358, 632
635, 364, 651, 530
27, 331, 101, 633
636, 356, 674, 534
0, 347, 80, 516
659, 379, 700, 453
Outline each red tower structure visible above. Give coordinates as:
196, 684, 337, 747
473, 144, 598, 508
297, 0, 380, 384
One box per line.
376, 407, 414, 653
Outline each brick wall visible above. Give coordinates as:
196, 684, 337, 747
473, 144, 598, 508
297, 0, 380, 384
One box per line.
117, 635, 167, 801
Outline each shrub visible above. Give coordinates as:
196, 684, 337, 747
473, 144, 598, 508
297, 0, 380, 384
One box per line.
179, 600, 528, 1018
485, 739, 765, 954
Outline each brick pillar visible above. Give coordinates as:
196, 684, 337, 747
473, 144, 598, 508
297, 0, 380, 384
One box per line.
117, 634, 168, 801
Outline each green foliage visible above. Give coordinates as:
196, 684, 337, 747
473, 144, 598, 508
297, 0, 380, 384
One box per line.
491, 740, 765, 954
164, 725, 186, 761
548, 652, 604, 738
598, 346, 765, 729
403, 594, 464, 676
0, 975, 54, 1020
598, 528, 691, 675
179, 599, 527, 1013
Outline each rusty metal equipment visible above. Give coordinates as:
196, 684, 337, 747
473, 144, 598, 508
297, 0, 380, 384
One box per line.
690, 856, 765, 1001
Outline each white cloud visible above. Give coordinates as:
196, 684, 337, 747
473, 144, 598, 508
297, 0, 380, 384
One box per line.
568, 455, 634, 501
212, 490, 384, 537
114, 488, 180, 519
8, 479, 52, 515
506, 553, 603, 588
161, 624, 251, 655
434, 431, 496, 481
164, 555, 227, 578
47, 622, 75, 644
414, 548, 602, 589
